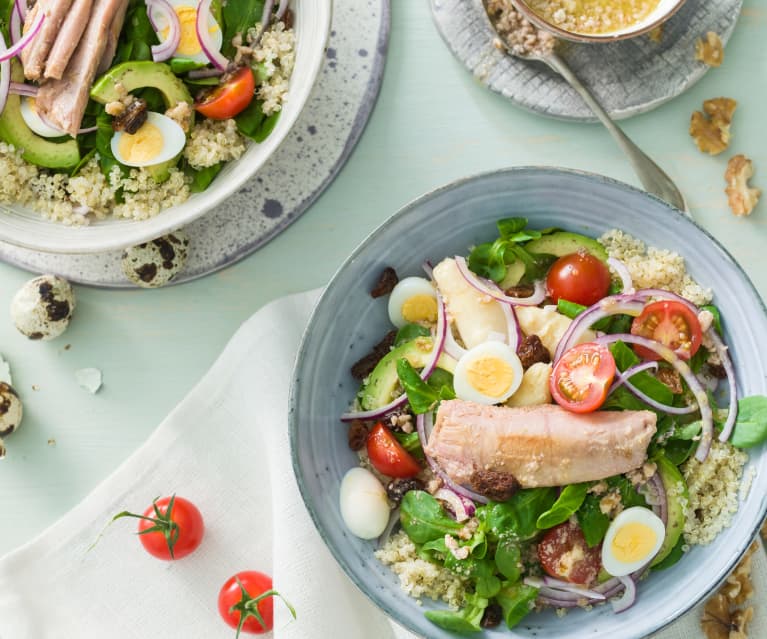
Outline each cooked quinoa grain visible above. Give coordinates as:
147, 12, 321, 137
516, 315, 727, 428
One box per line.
183, 118, 247, 170
249, 22, 296, 115
375, 531, 467, 607
527, 0, 660, 35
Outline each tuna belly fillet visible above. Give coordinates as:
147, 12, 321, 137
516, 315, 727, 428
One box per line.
425, 400, 657, 490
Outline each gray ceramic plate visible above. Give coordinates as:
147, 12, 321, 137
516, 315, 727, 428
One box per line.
430, 0, 742, 121
289, 167, 767, 638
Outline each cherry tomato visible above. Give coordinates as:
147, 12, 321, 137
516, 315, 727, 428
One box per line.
366, 422, 421, 478
550, 343, 616, 413
630, 300, 703, 361
114, 495, 204, 560
218, 571, 295, 636
538, 520, 602, 586
195, 66, 255, 120
546, 252, 611, 307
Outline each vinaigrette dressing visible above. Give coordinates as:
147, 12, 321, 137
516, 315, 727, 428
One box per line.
527, 0, 661, 34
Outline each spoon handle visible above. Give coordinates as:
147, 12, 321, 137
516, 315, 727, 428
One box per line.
544, 52, 688, 213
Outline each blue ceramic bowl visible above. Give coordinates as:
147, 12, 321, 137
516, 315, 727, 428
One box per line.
289, 167, 767, 638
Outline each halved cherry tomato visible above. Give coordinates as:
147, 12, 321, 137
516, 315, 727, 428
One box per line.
195, 66, 255, 120
366, 422, 421, 478
546, 252, 611, 307
538, 520, 602, 585
550, 343, 616, 413
114, 495, 204, 560
218, 571, 295, 636
630, 300, 703, 361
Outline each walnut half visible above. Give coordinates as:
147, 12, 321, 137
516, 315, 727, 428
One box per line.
725, 155, 761, 217
690, 98, 737, 155
696, 31, 724, 67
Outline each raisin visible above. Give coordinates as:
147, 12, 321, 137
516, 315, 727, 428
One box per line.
347, 420, 368, 451
517, 334, 550, 370
481, 603, 503, 628
370, 267, 399, 298
350, 330, 396, 379
386, 478, 424, 505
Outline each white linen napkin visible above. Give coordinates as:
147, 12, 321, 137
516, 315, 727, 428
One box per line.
0, 289, 763, 639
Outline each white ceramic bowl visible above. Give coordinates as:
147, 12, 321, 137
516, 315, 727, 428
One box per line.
512, 0, 686, 43
0, 0, 331, 254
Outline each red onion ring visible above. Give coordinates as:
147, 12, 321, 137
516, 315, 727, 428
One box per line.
594, 333, 713, 462
251, 0, 275, 47
611, 575, 637, 613
146, 0, 181, 62
645, 471, 668, 527
0, 36, 10, 115
340, 291, 448, 422
0, 8, 44, 62
196, 0, 230, 69
442, 325, 466, 361
607, 257, 634, 294
527, 576, 606, 600
610, 361, 699, 415
434, 487, 474, 522
608, 361, 658, 395
421, 260, 434, 279
454, 256, 546, 306
8, 81, 37, 97
707, 328, 738, 443
9, 4, 22, 45
275, 0, 289, 20
15, 0, 27, 21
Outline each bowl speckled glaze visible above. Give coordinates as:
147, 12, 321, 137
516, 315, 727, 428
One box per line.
290, 167, 767, 639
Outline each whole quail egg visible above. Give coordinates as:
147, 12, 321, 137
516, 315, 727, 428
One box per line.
0, 382, 23, 439
121, 232, 190, 288
10, 274, 75, 340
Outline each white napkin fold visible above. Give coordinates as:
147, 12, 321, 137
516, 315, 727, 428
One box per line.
0, 289, 763, 639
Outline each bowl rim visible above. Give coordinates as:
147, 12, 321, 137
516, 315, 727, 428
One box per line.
509, 0, 688, 43
0, 0, 333, 255
289, 165, 767, 638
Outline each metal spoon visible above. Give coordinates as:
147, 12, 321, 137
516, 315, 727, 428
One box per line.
484, 11, 688, 212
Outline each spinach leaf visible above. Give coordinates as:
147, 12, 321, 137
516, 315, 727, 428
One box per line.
496, 582, 538, 630
661, 437, 698, 466
394, 323, 430, 347
183, 162, 223, 193
95, 110, 127, 180
609, 340, 640, 371
730, 395, 767, 449
536, 483, 590, 529
425, 593, 488, 634
701, 304, 723, 336
497, 217, 529, 237
400, 491, 462, 544
486, 488, 558, 542
397, 358, 454, 415
603, 385, 651, 412
114, 0, 157, 64
70, 149, 97, 177
234, 96, 281, 142
577, 493, 610, 548
688, 344, 710, 374
222, 0, 265, 58
467, 241, 506, 282
651, 535, 685, 571
252, 111, 280, 143
444, 554, 501, 598
394, 431, 423, 459
495, 539, 522, 582
606, 341, 673, 407
609, 475, 647, 509
169, 58, 208, 74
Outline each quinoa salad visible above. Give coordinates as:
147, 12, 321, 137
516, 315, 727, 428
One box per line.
337, 220, 766, 633
0, 0, 295, 225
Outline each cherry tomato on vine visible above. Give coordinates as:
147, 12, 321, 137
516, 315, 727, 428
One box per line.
366, 422, 421, 478
550, 343, 616, 413
195, 66, 255, 120
630, 300, 703, 361
538, 520, 602, 585
546, 252, 611, 307
113, 495, 204, 560
218, 571, 295, 637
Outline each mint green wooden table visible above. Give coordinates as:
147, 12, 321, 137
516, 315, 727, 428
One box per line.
0, 1, 764, 553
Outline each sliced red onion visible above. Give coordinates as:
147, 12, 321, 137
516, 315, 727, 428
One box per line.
0, 36, 9, 115
15, 0, 27, 20
147, 0, 181, 62
707, 328, 738, 442
421, 260, 434, 279
196, 0, 230, 70
443, 325, 466, 361
341, 291, 448, 422
0, 8, 44, 63
607, 257, 634, 294
454, 256, 546, 306
8, 81, 37, 97
634, 288, 699, 313
250, 0, 274, 47
645, 471, 668, 527
435, 487, 474, 522
608, 361, 658, 395
377, 507, 400, 548
595, 333, 713, 462
611, 575, 637, 613
539, 576, 606, 600
9, 4, 22, 45
77, 125, 97, 134
499, 299, 521, 352
275, 0, 289, 20
615, 369, 700, 415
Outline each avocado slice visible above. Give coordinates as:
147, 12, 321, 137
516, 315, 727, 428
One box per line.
525, 231, 608, 262
650, 453, 689, 567
0, 61, 80, 169
357, 337, 456, 411
90, 61, 194, 183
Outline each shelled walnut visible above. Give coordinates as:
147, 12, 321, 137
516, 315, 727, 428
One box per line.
690, 98, 737, 155
725, 155, 761, 217
696, 31, 724, 67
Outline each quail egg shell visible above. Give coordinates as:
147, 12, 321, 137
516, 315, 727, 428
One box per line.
20, 97, 67, 138
111, 112, 186, 168
387, 277, 438, 328
0, 382, 23, 438
10, 274, 75, 340
339, 467, 391, 540
453, 341, 524, 405
153, 0, 223, 64
121, 231, 190, 288
601, 506, 666, 577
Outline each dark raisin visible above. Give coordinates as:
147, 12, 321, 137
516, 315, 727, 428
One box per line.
370, 267, 399, 298
504, 284, 535, 298
481, 603, 503, 628
282, 8, 294, 29
350, 330, 397, 379
656, 367, 683, 394
706, 362, 727, 379
469, 467, 519, 502
347, 420, 368, 451
517, 334, 550, 370
112, 99, 148, 135
386, 478, 424, 505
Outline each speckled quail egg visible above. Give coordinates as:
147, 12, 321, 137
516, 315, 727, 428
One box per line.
121, 231, 190, 288
453, 341, 524, 405
0, 382, 23, 440
387, 277, 438, 328
111, 112, 186, 168
11, 274, 75, 340
339, 467, 391, 539
601, 506, 666, 576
